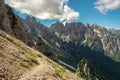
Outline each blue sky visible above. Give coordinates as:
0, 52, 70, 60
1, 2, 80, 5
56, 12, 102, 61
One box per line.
7, 0, 120, 28
68, 0, 120, 28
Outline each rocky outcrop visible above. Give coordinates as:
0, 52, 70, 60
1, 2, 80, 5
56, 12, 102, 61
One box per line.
21, 16, 53, 41
0, 0, 33, 46
92, 24, 120, 61
0, 0, 15, 36
77, 58, 100, 80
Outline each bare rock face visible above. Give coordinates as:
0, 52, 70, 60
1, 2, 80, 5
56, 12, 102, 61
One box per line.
77, 58, 100, 80
48, 22, 120, 62
0, 0, 15, 36
0, 0, 33, 46
92, 24, 120, 61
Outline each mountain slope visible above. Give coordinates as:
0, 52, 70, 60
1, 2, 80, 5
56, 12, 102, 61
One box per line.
3, 0, 119, 79
20, 17, 120, 80
0, 0, 85, 80
0, 29, 84, 80
0, 29, 39, 80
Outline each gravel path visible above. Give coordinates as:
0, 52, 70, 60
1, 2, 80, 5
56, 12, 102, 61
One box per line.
19, 58, 57, 80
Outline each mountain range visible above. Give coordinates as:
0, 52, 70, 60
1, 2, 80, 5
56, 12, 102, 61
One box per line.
21, 16, 120, 80
0, 0, 120, 80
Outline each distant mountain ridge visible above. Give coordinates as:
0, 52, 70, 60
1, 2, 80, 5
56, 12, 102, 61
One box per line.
49, 22, 120, 62
22, 16, 120, 62
21, 16, 120, 80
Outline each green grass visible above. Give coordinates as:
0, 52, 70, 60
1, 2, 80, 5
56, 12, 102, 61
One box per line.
15, 42, 39, 64
37, 53, 42, 58
47, 59, 66, 79
53, 65, 66, 79
15, 43, 27, 51
20, 62, 30, 68
0, 37, 8, 43
25, 53, 39, 64
54, 69, 63, 78
32, 47, 42, 58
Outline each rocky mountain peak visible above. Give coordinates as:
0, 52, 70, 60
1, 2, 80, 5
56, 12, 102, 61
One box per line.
86, 23, 91, 28
26, 15, 37, 23
51, 22, 64, 28
65, 22, 85, 28
92, 23, 97, 28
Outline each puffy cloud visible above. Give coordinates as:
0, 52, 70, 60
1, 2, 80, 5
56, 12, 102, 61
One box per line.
5, 0, 79, 22
62, 5, 79, 22
95, 0, 120, 14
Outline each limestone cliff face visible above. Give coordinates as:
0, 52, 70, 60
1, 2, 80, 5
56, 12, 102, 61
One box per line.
49, 22, 120, 62
0, 0, 33, 46
92, 24, 120, 61
77, 59, 100, 80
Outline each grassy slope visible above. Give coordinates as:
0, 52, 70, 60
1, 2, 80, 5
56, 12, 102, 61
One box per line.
0, 30, 84, 80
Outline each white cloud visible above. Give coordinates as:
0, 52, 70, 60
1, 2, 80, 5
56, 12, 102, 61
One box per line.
95, 0, 120, 14
5, 0, 79, 22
